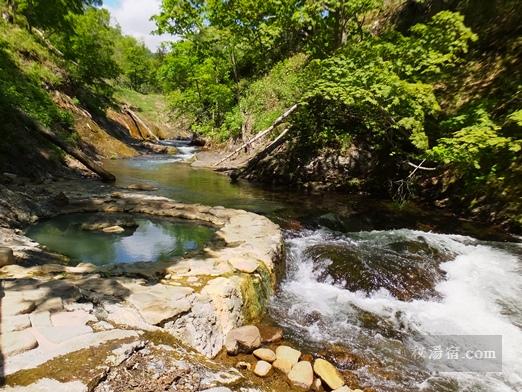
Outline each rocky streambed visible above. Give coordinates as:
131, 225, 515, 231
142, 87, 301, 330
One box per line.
0, 189, 288, 391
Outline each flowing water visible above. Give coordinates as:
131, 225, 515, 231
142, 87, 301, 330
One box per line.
32, 143, 522, 391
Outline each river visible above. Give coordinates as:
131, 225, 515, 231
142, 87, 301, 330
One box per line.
43, 141, 522, 391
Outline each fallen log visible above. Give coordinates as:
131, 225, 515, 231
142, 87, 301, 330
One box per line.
231, 127, 291, 181
123, 106, 159, 141
17, 109, 116, 182
213, 103, 298, 167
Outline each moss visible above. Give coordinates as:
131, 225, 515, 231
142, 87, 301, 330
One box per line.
239, 263, 273, 324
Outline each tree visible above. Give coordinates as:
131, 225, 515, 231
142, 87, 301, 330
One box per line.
53, 8, 119, 88
12, 0, 101, 32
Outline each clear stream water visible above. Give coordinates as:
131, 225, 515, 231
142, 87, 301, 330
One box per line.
30, 141, 522, 391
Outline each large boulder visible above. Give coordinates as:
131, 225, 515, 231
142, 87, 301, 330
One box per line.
224, 325, 261, 355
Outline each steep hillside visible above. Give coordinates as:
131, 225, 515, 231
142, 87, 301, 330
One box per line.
0, 18, 166, 180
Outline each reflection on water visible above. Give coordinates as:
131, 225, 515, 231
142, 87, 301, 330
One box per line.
26, 213, 216, 265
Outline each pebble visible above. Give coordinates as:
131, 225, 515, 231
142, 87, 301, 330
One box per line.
254, 360, 272, 377
276, 345, 301, 366
272, 358, 293, 374
253, 348, 276, 362
288, 361, 314, 390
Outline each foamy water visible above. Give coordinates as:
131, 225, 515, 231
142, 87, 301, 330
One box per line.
270, 229, 522, 391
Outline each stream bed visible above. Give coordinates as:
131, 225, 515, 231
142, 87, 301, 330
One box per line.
38, 141, 522, 391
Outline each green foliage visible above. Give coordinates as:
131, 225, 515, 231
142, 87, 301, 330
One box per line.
12, 0, 101, 31
52, 8, 119, 90
0, 20, 71, 128
113, 34, 158, 92
240, 54, 308, 133
429, 108, 521, 171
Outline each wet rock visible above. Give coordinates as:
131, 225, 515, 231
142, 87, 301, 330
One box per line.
306, 242, 445, 301
224, 325, 261, 355
253, 348, 276, 362
258, 325, 283, 343
254, 360, 272, 377
126, 183, 158, 191
313, 358, 344, 389
288, 361, 313, 390
0, 246, 15, 266
276, 345, 301, 366
273, 358, 293, 374
102, 225, 125, 233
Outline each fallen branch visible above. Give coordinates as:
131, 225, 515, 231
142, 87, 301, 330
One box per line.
17, 109, 116, 182
232, 128, 291, 180
406, 160, 437, 174
213, 103, 298, 167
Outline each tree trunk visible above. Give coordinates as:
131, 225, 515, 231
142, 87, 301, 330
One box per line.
213, 104, 298, 167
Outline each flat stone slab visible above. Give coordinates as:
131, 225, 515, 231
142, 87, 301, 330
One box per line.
4, 329, 140, 376
3, 379, 87, 392
2, 314, 31, 334
127, 284, 194, 325
35, 325, 94, 345
1, 330, 39, 357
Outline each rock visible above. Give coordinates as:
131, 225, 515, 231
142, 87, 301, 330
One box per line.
127, 285, 194, 325
313, 358, 345, 389
2, 378, 87, 392
229, 258, 258, 273
126, 183, 158, 191
332, 387, 353, 392
276, 345, 301, 366
0, 246, 14, 266
51, 310, 96, 327
200, 388, 233, 392
288, 361, 314, 390
236, 361, 251, 370
2, 330, 38, 356
224, 325, 261, 355
313, 378, 323, 391
35, 297, 63, 312
29, 311, 52, 328
253, 348, 276, 362
92, 321, 114, 331
259, 325, 283, 343
273, 358, 293, 374
2, 314, 31, 334
2, 294, 36, 316
102, 225, 125, 233
36, 325, 93, 344
254, 360, 272, 377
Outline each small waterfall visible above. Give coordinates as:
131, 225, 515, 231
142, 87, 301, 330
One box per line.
269, 228, 522, 391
